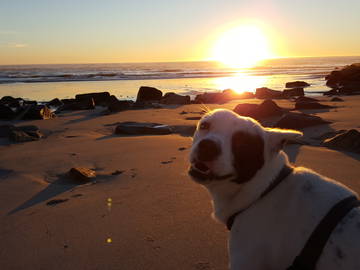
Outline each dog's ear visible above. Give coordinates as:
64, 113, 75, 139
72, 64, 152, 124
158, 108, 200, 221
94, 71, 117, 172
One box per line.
266, 128, 303, 152
231, 131, 264, 184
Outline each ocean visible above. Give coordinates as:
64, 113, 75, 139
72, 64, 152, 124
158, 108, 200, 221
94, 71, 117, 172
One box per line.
0, 56, 359, 101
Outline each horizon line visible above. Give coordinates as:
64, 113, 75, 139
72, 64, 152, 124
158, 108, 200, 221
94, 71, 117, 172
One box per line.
1, 55, 360, 67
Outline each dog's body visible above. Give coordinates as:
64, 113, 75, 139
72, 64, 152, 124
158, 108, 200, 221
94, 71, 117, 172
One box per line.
188, 109, 360, 270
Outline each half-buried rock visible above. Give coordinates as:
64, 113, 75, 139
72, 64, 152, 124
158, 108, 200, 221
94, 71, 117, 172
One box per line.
233, 99, 284, 120
295, 101, 334, 110
115, 122, 172, 135
69, 167, 96, 183
322, 129, 360, 154
275, 112, 331, 130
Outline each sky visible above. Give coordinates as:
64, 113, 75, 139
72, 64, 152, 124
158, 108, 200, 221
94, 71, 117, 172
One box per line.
0, 0, 359, 65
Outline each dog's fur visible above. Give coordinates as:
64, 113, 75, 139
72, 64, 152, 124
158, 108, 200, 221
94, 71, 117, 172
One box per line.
189, 109, 360, 270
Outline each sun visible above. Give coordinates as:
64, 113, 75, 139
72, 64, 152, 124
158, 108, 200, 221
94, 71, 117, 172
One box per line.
212, 25, 273, 68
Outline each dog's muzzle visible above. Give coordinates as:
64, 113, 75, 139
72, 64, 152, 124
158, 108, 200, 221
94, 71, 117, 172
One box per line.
188, 161, 233, 183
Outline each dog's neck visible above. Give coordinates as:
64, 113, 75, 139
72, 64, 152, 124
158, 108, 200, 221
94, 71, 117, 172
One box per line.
205, 151, 290, 224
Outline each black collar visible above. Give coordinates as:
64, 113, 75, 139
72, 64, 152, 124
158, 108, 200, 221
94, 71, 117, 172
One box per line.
226, 164, 293, 231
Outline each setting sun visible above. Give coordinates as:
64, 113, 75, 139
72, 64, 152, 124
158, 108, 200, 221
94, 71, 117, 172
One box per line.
212, 25, 273, 68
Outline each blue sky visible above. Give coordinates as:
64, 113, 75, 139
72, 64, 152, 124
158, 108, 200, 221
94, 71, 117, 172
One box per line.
0, 0, 359, 64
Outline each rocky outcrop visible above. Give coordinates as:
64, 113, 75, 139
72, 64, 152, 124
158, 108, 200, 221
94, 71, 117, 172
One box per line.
22, 105, 54, 120
255, 87, 283, 99
3, 125, 44, 143
275, 112, 331, 130
330, 97, 344, 102
283, 88, 304, 98
75, 92, 111, 106
234, 99, 284, 120
322, 129, 360, 153
69, 167, 96, 182
194, 90, 254, 104
0, 104, 16, 120
285, 81, 310, 88
161, 92, 190, 105
136, 86, 163, 103
107, 98, 132, 113
59, 98, 95, 111
48, 98, 64, 107
325, 63, 360, 94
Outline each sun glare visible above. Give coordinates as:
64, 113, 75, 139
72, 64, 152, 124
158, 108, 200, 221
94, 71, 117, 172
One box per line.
212, 25, 273, 68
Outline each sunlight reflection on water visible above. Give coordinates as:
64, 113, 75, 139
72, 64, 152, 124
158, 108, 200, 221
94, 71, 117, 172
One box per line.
213, 73, 268, 94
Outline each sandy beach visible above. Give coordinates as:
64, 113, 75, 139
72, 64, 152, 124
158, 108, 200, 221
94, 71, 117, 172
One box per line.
1, 93, 360, 270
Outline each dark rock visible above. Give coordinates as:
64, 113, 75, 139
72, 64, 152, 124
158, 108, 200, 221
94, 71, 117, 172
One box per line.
283, 88, 304, 97
60, 98, 95, 111
0, 124, 15, 137
111, 170, 125, 176
330, 97, 344, 102
48, 98, 64, 107
23, 100, 37, 106
325, 63, 360, 90
0, 96, 23, 107
255, 87, 283, 99
115, 122, 172, 135
161, 92, 190, 105
295, 102, 333, 110
136, 86, 162, 103
0, 104, 16, 120
69, 167, 96, 182
275, 112, 331, 130
75, 92, 111, 106
22, 105, 54, 119
9, 129, 37, 142
294, 96, 319, 103
194, 92, 226, 104
322, 129, 360, 153
61, 98, 76, 104
323, 89, 339, 96
285, 81, 310, 88
234, 99, 284, 120
107, 96, 132, 113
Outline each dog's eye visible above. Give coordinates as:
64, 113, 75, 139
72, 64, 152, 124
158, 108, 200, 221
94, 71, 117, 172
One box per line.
200, 122, 210, 130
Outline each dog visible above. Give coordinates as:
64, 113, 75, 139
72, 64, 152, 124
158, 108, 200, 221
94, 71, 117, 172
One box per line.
188, 108, 360, 270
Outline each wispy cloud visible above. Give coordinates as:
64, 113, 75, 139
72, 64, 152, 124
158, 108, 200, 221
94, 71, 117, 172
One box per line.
4, 42, 28, 48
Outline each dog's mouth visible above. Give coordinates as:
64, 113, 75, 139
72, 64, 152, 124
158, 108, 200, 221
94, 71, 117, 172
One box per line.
188, 161, 233, 182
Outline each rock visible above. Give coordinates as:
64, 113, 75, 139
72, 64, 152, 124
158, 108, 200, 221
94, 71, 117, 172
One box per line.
325, 63, 360, 90
136, 86, 162, 103
60, 98, 95, 111
0, 104, 16, 120
275, 112, 331, 130
234, 99, 284, 120
9, 129, 37, 143
330, 97, 344, 102
255, 87, 283, 99
0, 124, 15, 137
115, 122, 172, 135
48, 98, 64, 107
107, 98, 132, 113
69, 167, 96, 182
285, 81, 310, 88
23, 100, 37, 106
0, 96, 23, 107
194, 92, 226, 104
283, 88, 304, 97
8, 125, 43, 142
295, 102, 333, 110
75, 92, 111, 106
294, 96, 319, 103
161, 92, 190, 105
323, 89, 339, 96
61, 98, 77, 104
322, 129, 360, 153
22, 105, 54, 119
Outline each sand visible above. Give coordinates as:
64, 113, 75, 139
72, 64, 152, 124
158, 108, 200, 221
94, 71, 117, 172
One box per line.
1, 96, 360, 270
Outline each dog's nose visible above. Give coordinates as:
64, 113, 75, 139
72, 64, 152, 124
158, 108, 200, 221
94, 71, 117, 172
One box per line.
197, 139, 221, 162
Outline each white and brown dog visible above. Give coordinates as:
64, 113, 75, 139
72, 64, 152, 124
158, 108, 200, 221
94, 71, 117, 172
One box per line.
188, 109, 360, 270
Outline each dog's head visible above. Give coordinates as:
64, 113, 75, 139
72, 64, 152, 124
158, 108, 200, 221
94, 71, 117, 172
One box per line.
189, 109, 302, 185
